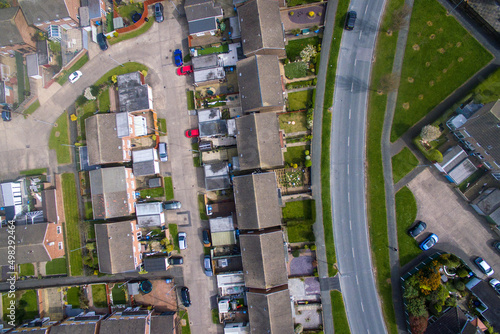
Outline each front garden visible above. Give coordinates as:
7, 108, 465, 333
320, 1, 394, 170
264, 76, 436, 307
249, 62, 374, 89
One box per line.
283, 199, 316, 243
284, 37, 321, 80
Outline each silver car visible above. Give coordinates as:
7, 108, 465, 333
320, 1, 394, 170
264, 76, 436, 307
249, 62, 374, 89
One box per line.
178, 232, 187, 250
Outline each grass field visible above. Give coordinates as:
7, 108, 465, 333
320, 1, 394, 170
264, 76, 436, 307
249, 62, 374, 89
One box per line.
20, 168, 47, 176
288, 89, 314, 111
164, 177, 174, 200
98, 88, 110, 111
392, 147, 419, 184
395, 187, 420, 266
286, 36, 321, 61
19, 263, 34, 276
284, 61, 308, 79
23, 99, 40, 117
279, 111, 308, 133
66, 287, 81, 307
92, 284, 108, 308
62, 173, 83, 276
109, 18, 154, 45
57, 54, 89, 86
391, 0, 493, 142
331, 291, 351, 333
284, 145, 309, 166
45, 257, 68, 275
49, 111, 71, 165
95, 63, 148, 86
111, 285, 127, 305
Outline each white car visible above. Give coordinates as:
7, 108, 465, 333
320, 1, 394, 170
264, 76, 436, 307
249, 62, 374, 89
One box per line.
178, 232, 187, 250
474, 257, 494, 276
68, 71, 82, 84
489, 279, 500, 295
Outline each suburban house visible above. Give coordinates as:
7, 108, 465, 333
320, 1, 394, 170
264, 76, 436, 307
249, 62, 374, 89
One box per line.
0, 181, 23, 221
470, 188, 500, 225
0, 81, 15, 105
233, 172, 282, 230
49, 312, 104, 334
454, 100, 500, 180
132, 148, 160, 177
198, 108, 228, 138
0, 7, 36, 55
184, 0, 223, 37
193, 66, 226, 86
246, 290, 294, 334
0, 222, 64, 265
434, 145, 477, 184
204, 161, 231, 191
209, 215, 237, 247
42, 188, 62, 224
234, 113, 284, 171
135, 201, 165, 228
10, 317, 52, 333
95, 220, 142, 274
236, 55, 284, 113
237, 0, 286, 58
79, 0, 106, 26
465, 277, 500, 330
117, 71, 154, 113
18, 0, 80, 33
89, 167, 136, 220
424, 306, 487, 334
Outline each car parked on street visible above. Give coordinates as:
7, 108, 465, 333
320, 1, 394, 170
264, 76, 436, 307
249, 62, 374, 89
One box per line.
2, 110, 12, 122
174, 49, 183, 67
203, 229, 211, 247
168, 257, 183, 265
178, 232, 187, 250
185, 129, 199, 138
69, 70, 83, 83
154, 3, 164, 22
493, 241, 500, 254
97, 33, 108, 51
489, 278, 500, 295
180, 287, 191, 307
408, 221, 427, 238
177, 65, 193, 76
204, 255, 213, 276
158, 142, 168, 162
419, 233, 438, 251
474, 257, 494, 276
345, 11, 357, 30
163, 201, 181, 210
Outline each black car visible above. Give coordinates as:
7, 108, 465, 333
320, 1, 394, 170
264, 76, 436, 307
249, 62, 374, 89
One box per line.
180, 287, 191, 307
408, 221, 427, 238
97, 33, 108, 51
493, 241, 500, 254
154, 3, 164, 23
168, 256, 183, 265
1, 110, 11, 122
345, 11, 357, 30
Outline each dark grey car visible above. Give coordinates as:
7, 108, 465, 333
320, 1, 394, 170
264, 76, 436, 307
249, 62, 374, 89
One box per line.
154, 3, 164, 23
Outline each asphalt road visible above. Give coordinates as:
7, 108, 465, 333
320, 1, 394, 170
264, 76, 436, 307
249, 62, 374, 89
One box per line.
330, 0, 387, 333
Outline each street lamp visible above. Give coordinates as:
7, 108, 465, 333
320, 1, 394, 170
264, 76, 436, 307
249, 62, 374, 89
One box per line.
33, 117, 56, 126
108, 54, 124, 67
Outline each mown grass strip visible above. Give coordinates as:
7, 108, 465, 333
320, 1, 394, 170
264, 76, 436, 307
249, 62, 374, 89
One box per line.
95, 62, 148, 86
395, 187, 420, 266
109, 18, 155, 45
49, 111, 72, 165
331, 290, 351, 334
164, 177, 174, 200
20, 168, 47, 176
61, 173, 83, 276
23, 99, 40, 117
391, 147, 419, 184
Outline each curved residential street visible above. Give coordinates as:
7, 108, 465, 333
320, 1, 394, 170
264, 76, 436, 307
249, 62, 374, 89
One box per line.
330, 0, 387, 333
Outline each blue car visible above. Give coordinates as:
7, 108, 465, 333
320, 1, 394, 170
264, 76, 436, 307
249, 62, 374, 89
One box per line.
419, 233, 438, 251
174, 49, 183, 67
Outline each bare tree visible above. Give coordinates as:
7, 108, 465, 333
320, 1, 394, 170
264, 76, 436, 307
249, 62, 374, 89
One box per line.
390, 4, 411, 31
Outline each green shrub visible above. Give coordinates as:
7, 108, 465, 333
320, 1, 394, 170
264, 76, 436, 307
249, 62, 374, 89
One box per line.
90, 85, 100, 96
305, 160, 312, 167
454, 279, 465, 291
76, 95, 87, 106
310, 244, 316, 251
429, 303, 442, 316
291, 249, 300, 257
428, 149, 443, 163
457, 267, 468, 278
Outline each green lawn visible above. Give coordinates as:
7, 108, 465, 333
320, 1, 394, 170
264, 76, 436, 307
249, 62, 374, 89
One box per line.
23, 99, 40, 117
15, 52, 26, 103
395, 187, 420, 266
45, 257, 68, 275
186, 90, 195, 110
181, 312, 191, 334
284, 61, 308, 79
98, 88, 110, 111
20, 168, 47, 176
3, 290, 38, 323
19, 263, 34, 276
169, 224, 180, 252
286, 36, 321, 61
109, 18, 154, 45
164, 177, 174, 200
62, 173, 83, 276
158, 118, 167, 135
198, 194, 208, 220
197, 43, 229, 55
392, 147, 419, 184
391, 0, 493, 142
331, 291, 351, 334
282, 199, 315, 220
139, 187, 165, 198
57, 54, 89, 86
365, 0, 404, 332
288, 89, 314, 111
84, 201, 93, 220
95, 63, 148, 86
279, 111, 308, 133
117, 2, 143, 20
287, 0, 321, 7
284, 145, 309, 166
77, 100, 98, 140
111, 285, 127, 305
49, 111, 72, 165
66, 287, 81, 307
283, 199, 315, 243
91, 284, 108, 308
473, 67, 500, 103
287, 220, 315, 242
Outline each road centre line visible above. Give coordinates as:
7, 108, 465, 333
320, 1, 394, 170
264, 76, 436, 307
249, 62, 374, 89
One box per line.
349, 109, 351, 119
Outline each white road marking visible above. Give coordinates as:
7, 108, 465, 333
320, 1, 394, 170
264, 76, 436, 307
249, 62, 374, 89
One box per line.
364, 4, 369, 14
351, 82, 354, 92
359, 31, 362, 40
361, 302, 365, 312
352, 247, 356, 258
354, 59, 357, 66
356, 276, 359, 284
347, 136, 350, 147
348, 191, 350, 202
349, 109, 352, 119
350, 220, 352, 231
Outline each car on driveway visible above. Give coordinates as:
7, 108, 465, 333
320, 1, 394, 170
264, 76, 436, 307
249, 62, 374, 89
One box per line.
158, 142, 168, 162
168, 256, 183, 265
154, 3, 164, 22
345, 11, 357, 30
203, 229, 211, 247
177, 65, 193, 76
408, 221, 427, 238
474, 257, 494, 276
204, 255, 213, 276
174, 49, 183, 66
178, 232, 187, 250
493, 241, 500, 254
97, 33, 108, 51
185, 129, 199, 138
489, 278, 500, 295
419, 233, 438, 251
180, 287, 191, 307
69, 70, 83, 83
163, 201, 181, 210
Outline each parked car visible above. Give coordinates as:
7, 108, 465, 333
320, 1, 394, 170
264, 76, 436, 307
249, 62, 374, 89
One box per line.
489, 278, 500, 295
345, 11, 357, 30
97, 33, 108, 51
474, 257, 494, 276
419, 233, 438, 251
1, 110, 12, 122
68, 70, 82, 83
174, 49, 183, 67
493, 241, 500, 254
180, 287, 191, 307
177, 65, 193, 76
185, 129, 199, 138
168, 257, 183, 265
158, 142, 168, 162
178, 232, 187, 250
204, 255, 213, 277
163, 201, 182, 210
202, 229, 211, 247
408, 221, 427, 238
154, 3, 164, 22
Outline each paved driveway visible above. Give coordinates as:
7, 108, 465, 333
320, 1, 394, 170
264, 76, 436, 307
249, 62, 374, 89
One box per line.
407, 168, 500, 280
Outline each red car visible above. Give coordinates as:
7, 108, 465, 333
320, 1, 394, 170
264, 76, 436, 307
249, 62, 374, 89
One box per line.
185, 129, 199, 138
177, 65, 193, 76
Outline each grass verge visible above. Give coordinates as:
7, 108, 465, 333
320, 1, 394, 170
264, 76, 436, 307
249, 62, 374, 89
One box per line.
49, 111, 72, 165
23, 99, 40, 117
198, 194, 208, 220
164, 177, 174, 200
19, 263, 34, 276
95, 62, 148, 86
181, 312, 191, 334
391, 147, 419, 184
45, 257, 68, 275
186, 90, 195, 110
168, 224, 180, 252
57, 53, 89, 86
20, 168, 47, 176
331, 291, 351, 333
109, 18, 154, 45
158, 118, 167, 135
62, 173, 83, 276
395, 187, 420, 266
